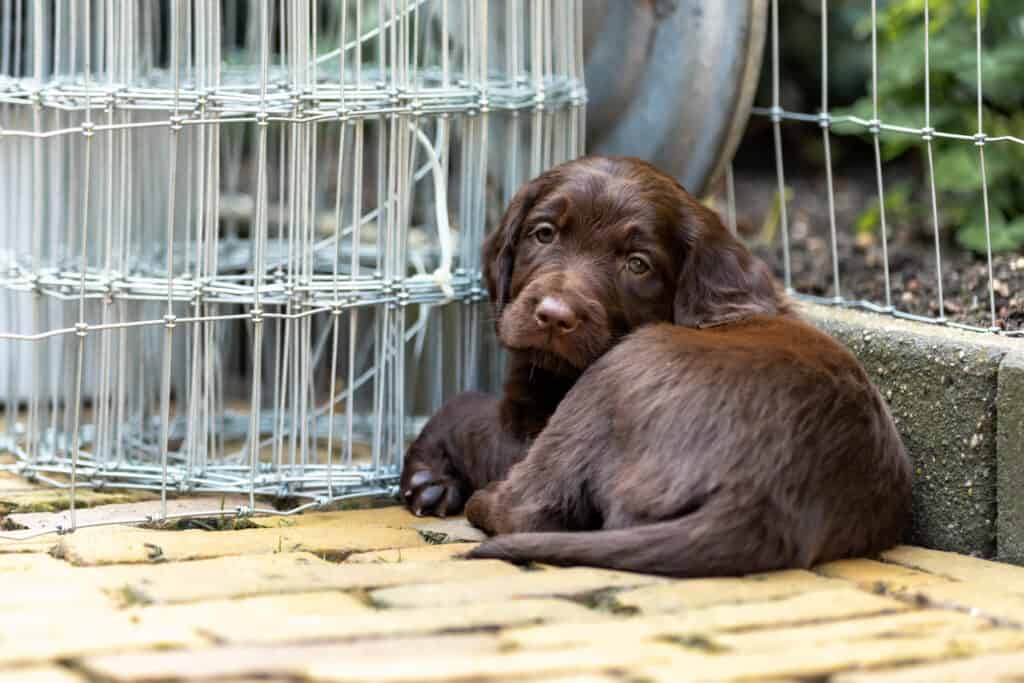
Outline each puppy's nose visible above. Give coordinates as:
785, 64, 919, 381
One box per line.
534, 296, 579, 335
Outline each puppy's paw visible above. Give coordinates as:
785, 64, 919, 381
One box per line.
400, 463, 466, 518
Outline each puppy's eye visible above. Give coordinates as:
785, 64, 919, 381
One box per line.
626, 255, 650, 275
531, 223, 556, 244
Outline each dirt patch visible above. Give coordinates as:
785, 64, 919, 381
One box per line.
0, 517, 27, 531
141, 516, 263, 532
714, 164, 1024, 332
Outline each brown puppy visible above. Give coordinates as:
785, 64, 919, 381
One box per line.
406, 156, 912, 577
465, 314, 912, 576
400, 154, 787, 516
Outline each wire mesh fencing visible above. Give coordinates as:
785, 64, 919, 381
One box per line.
738, 0, 1022, 336
0, 0, 585, 538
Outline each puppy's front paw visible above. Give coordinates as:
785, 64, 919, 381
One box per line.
401, 462, 466, 518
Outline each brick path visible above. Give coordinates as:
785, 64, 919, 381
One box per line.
3, 472, 1024, 681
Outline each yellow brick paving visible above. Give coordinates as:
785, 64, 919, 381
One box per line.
1, 498, 1024, 682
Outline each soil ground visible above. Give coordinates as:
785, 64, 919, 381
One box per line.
717, 145, 1024, 332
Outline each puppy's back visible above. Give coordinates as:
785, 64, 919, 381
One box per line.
590, 315, 911, 566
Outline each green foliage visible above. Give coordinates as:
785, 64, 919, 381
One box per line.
834, 0, 1024, 253
856, 182, 915, 237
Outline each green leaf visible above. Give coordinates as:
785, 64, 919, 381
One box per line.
857, 201, 881, 236
956, 208, 1024, 253
933, 145, 984, 193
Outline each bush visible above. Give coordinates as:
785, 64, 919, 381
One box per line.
835, 0, 1024, 253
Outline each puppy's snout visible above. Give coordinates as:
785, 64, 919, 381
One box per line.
534, 296, 579, 335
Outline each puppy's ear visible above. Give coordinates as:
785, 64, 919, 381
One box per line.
482, 175, 548, 315
673, 200, 789, 327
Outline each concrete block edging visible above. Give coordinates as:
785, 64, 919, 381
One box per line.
798, 303, 1024, 565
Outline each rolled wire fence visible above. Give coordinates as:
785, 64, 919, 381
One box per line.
0, 0, 585, 540
733, 0, 1023, 336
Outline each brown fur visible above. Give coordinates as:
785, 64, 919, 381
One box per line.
401, 155, 912, 577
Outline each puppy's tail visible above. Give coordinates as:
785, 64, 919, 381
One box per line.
466, 507, 797, 578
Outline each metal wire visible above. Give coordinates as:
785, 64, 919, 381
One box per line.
747, 0, 1018, 335
0, 0, 586, 540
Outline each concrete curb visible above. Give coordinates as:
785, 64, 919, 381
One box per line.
799, 303, 1024, 563
998, 353, 1024, 565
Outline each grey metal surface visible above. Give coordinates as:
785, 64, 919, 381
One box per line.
583, 0, 768, 197
458, 1, 766, 198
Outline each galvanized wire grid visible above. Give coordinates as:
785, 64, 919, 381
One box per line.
0, 0, 585, 539
745, 0, 1020, 335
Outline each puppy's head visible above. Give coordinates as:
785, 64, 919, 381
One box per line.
482, 155, 788, 373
